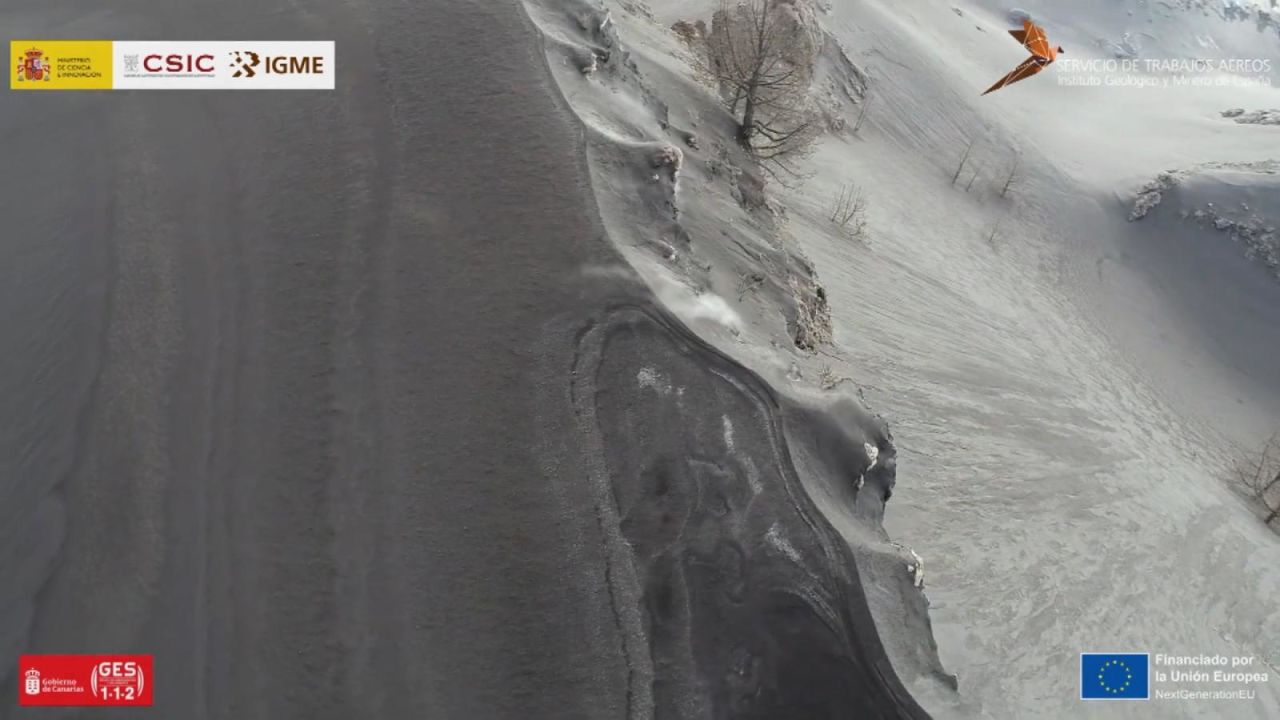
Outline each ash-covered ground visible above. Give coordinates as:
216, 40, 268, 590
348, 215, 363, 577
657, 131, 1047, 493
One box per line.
523, 0, 1280, 717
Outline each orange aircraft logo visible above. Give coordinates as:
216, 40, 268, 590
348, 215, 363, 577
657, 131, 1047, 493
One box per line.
983, 19, 1064, 95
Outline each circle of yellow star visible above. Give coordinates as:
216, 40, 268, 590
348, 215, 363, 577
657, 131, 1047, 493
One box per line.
1097, 659, 1133, 694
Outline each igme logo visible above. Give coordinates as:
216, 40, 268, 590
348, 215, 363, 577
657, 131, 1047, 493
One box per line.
230, 50, 260, 78
231, 50, 325, 78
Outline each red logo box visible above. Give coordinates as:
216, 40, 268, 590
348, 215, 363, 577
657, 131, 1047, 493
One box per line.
18, 655, 153, 707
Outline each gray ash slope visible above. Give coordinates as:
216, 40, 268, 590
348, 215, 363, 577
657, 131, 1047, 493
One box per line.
567, 302, 934, 718
1, 1, 938, 720
2, 1, 641, 716
525, 0, 1280, 718
1123, 161, 1280, 437
522, 0, 959, 715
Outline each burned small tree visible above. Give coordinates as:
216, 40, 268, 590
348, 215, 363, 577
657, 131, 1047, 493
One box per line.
707, 0, 821, 177
1000, 152, 1021, 198
736, 270, 765, 300
830, 182, 868, 241
1234, 433, 1280, 528
986, 214, 1005, 247
965, 160, 984, 192
951, 139, 974, 185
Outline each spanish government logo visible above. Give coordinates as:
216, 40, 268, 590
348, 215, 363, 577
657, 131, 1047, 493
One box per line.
1081, 653, 1150, 700
16, 47, 52, 82
10, 41, 113, 90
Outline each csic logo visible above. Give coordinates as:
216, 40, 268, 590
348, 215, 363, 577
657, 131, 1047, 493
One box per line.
16, 47, 51, 82
145, 53, 215, 73
124, 52, 216, 75
230, 49, 325, 78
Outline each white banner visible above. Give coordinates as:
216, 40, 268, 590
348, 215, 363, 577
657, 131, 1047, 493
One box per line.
112, 42, 334, 90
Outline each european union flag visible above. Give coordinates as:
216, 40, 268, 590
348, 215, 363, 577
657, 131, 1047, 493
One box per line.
1080, 653, 1149, 699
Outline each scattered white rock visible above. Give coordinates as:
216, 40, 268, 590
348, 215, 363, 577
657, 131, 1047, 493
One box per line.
892, 541, 926, 589
766, 523, 803, 564
1130, 171, 1182, 221
786, 362, 803, 381
907, 548, 925, 588
651, 145, 684, 173
637, 366, 673, 395
1228, 109, 1280, 125
670, 20, 706, 44
864, 442, 880, 471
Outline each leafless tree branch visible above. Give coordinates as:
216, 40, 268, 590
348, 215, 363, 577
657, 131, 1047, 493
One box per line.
1233, 433, 1280, 528
706, 0, 821, 180
965, 161, 984, 192
952, 139, 974, 185
830, 182, 868, 241
1001, 152, 1021, 198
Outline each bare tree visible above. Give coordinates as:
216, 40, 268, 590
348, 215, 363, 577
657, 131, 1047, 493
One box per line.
830, 182, 868, 241
951, 139, 974, 185
1001, 152, 1021, 197
737, 270, 765, 300
1234, 433, 1280, 527
816, 364, 851, 390
706, 0, 821, 177
986, 214, 1005, 247
965, 161, 984, 192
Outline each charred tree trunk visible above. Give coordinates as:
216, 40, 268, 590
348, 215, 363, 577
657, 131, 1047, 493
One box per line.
738, 87, 757, 147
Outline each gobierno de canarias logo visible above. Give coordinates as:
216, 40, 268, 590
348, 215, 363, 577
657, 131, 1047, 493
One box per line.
18, 655, 153, 707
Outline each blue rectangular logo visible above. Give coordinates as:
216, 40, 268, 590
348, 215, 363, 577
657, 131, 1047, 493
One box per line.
1080, 653, 1150, 699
